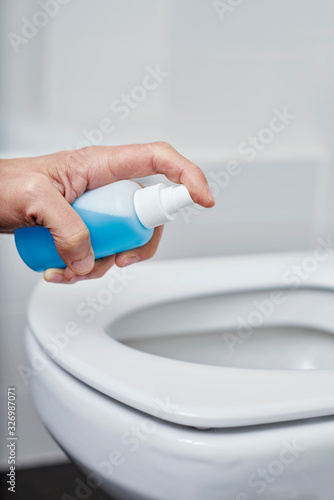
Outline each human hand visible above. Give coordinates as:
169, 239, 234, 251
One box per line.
0, 142, 215, 284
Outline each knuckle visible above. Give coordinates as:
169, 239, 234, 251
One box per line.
21, 173, 51, 223
76, 145, 97, 158
90, 267, 107, 280
141, 242, 158, 261
147, 246, 158, 259
59, 226, 90, 253
87, 257, 114, 279
64, 147, 95, 176
150, 141, 174, 173
138, 227, 162, 261
151, 141, 172, 152
23, 173, 49, 198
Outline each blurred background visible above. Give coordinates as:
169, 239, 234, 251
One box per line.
1, 0, 334, 479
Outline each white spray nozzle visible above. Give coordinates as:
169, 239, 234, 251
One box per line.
134, 183, 195, 229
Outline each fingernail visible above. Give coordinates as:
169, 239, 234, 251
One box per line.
44, 271, 63, 284
71, 251, 95, 274
206, 185, 215, 203
123, 256, 140, 267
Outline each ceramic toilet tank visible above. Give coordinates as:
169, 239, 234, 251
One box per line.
25, 254, 334, 500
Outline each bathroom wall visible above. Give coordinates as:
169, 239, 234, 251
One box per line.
1, 0, 334, 469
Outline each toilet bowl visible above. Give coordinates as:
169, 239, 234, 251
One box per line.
25, 253, 334, 500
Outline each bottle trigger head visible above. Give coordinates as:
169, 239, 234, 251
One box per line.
134, 183, 195, 229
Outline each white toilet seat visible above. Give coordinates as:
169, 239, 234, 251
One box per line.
27, 253, 334, 428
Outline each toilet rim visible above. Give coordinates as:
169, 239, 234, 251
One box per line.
27, 252, 334, 428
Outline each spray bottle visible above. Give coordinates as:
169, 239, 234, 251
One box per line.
14, 180, 195, 272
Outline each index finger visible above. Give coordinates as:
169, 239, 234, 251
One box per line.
70, 142, 215, 208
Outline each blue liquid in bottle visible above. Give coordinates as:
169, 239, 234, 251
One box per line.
14, 180, 154, 272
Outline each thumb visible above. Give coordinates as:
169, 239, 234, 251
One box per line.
51, 210, 95, 275
25, 177, 95, 274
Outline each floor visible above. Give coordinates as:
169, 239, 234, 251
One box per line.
0, 463, 114, 500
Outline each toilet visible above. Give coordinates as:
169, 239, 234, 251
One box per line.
25, 253, 334, 500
